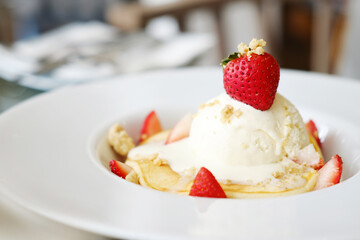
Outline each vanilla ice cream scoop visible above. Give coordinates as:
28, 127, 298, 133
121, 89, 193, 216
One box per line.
189, 93, 309, 166
128, 92, 312, 184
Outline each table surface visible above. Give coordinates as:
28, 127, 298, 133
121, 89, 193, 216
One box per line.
0, 78, 114, 240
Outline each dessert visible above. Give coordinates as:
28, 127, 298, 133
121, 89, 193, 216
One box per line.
107, 39, 343, 198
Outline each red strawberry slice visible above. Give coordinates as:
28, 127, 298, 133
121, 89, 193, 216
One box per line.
306, 120, 322, 149
222, 52, 280, 111
314, 155, 343, 190
294, 144, 324, 170
140, 111, 162, 143
109, 160, 132, 179
165, 113, 192, 144
189, 167, 226, 198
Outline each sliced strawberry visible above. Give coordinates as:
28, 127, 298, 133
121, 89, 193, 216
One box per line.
189, 167, 226, 198
109, 160, 132, 179
165, 113, 192, 144
140, 111, 162, 143
294, 144, 325, 170
314, 155, 343, 190
306, 120, 322, 149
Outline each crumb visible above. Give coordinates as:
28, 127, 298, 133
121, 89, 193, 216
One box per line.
224, 179, 232, 184
272, 171, 285, 178
241, 143, 249, 149
234, 109, 243, 118
108, 124, 135, 156
153, 156, 168, 166
249, 39, 266, 53
238, 38, 266, 58
199, 99, 220, 110
199, 103, 206, 110
221, 104, 234, 124
252, 46, 265, 55
237, 43, 249, 56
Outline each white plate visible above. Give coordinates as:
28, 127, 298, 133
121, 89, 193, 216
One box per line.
1, 67, 360, 240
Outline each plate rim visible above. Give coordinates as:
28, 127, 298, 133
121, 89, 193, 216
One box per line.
1, 67, 360, 240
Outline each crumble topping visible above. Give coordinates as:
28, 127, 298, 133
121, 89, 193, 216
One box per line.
199, 99, 220, 110
153, 156, 168, 166
238, 43, 249, 56
249, 38, 266, 55
108, 124, 135, 156
272, 171, 285, 178
234, 109, 243, 118
221, 105, 242, 124
260, 162, 310, 189
223, 179, 233, 185
221, 105, 234, 123
238, 38, 266, 58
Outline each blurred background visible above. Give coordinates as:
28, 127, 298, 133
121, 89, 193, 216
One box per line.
0, 0, 359, 239
0, 0, 359, 112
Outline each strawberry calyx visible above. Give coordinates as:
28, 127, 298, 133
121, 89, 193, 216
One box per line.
221, 52, 239, 70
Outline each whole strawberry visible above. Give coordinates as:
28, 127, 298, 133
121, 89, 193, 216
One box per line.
222, 39, 280, 111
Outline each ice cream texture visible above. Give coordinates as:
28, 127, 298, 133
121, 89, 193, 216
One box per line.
128, 92, 311, 186
190, 93, 309, 166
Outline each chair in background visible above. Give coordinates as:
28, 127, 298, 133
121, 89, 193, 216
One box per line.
106, 0, 236, 59
0, 2, 14, 45
259, 0, 348, 74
